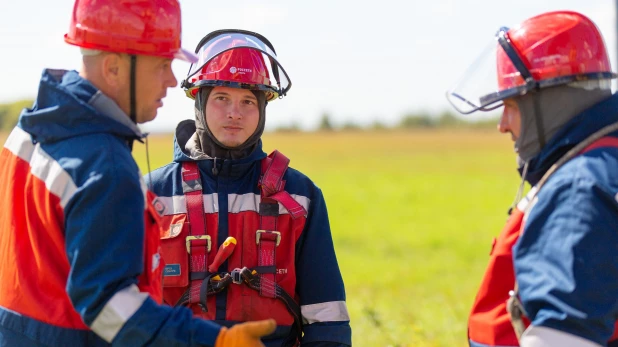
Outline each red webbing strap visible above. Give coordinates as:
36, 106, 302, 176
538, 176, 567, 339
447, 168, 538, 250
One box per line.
257, 151, 308, 298
270, 191, 307, 219
256, 151, 287, 298
181, 161, 210, 308
260, 151, 288, 196
260, 151, 307, 220
581, 136, 618, 154
256, 225, 278, 298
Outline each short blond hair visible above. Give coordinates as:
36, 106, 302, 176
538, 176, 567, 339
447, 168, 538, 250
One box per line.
80, 48, 102, 56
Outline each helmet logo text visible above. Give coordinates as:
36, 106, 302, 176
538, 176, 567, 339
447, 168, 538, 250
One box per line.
229, 66, 252, 74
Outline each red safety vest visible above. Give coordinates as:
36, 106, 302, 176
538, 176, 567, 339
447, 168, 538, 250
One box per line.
159, 151, 306, 337
468, 137, 618, 346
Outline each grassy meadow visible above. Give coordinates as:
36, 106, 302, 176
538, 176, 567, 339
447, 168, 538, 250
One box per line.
133, 129, 520, 347
0, 129, 520, 346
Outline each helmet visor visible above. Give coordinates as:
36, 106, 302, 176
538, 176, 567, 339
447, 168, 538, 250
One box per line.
446, 28, 532, 115
185, 32, 291, 98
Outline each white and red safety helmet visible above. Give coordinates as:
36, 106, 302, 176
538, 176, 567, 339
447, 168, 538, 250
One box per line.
181, 29, 291, 102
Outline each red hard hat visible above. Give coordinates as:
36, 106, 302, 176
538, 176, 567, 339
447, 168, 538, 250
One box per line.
182, 30, 292, 102
188, 48, 273, 99
446, 10, 616, 115
64, 0, 197, 63
497, 11, 612, 92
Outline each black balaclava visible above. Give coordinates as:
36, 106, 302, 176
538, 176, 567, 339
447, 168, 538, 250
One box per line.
188, 86, 267, 160
514, 84, 611, 164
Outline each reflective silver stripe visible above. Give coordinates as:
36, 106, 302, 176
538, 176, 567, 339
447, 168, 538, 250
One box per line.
90, 284, 148, 343
156, 193, 310, 216
5, 127, 77, 208
156, 193, 219, 215
228, 193, 310, 215
516, 186, 538, 211
301, 301, 350, 325
4, 126, 35, 161
520, 326, 601, 347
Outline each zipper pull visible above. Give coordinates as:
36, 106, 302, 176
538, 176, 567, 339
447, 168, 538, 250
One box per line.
212, 157, 219, 176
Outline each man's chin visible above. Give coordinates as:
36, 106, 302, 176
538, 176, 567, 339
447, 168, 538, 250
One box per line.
137, 111, 158, 124
219, 138, 243, 148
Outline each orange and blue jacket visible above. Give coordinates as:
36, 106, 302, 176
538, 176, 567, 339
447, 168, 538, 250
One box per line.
468, 93, 618, 347
0, 69, 222, 346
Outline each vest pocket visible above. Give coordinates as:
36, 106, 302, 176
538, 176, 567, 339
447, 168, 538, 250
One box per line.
160, 214, 189, 288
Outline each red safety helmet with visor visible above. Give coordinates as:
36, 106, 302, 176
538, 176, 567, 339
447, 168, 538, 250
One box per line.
181, 29, 291, 101
446, 11, 616, 115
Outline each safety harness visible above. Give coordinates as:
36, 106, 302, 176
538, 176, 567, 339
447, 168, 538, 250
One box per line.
174, 150, 306, 336
507, 121, 618, 341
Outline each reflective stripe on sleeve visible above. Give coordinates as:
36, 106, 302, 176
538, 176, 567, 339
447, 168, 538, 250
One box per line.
301, 301, 350, 325
520, 326, 602, 347
5, 127, 77, 208
90, 284, 148, 343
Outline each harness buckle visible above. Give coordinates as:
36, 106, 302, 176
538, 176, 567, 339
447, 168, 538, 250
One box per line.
231, 268, 243, 284
256, 230, 281, 247
186, 235, 211, 254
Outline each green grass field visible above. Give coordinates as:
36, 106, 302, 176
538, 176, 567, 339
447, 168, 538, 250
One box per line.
1, 129, 520, 346
133, 129, 520, 347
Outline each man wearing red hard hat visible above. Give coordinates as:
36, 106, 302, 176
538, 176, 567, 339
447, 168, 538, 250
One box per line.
447, 11, 618, 347
0, 1, 274, 346
145, 29, 352, 347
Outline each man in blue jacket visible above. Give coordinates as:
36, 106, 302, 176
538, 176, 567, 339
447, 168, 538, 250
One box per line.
146, 29, 352, 347
447, 11, 618, 347
0, 1, 274, 346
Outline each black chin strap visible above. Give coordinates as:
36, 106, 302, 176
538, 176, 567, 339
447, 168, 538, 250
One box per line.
128, 55, 137, 152
130, 55, 137, 124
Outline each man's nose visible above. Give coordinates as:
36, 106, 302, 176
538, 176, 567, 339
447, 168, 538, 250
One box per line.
497, 112, 510, 134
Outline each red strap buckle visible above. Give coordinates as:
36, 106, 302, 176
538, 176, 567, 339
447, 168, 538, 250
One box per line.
186, 235, 211, 253
256, 230, 281, 247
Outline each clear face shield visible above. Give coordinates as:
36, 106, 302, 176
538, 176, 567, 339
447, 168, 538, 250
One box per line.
446, 27, 537, 115
181, 30, 291, 101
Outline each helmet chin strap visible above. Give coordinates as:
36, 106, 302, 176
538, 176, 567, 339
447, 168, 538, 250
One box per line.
126, 55, 137, 152
130, 55, 137, 124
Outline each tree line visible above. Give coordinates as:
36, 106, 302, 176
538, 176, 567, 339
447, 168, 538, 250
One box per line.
276, 111, 499, 132
0, 99, 499, 133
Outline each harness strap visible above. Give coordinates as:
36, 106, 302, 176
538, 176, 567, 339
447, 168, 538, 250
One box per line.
174, 273, 233, 307
236, 267, 303, 336
260, 151, 307, 220
257, 151, 307, 299
258, 151, 285, 299
508, 128, 618, 341
181, 161, 211, 310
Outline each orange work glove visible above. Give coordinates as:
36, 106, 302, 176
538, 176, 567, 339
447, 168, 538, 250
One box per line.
214, 319, 277, 347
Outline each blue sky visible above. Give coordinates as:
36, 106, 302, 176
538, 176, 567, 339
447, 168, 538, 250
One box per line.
1, 0, 615, 132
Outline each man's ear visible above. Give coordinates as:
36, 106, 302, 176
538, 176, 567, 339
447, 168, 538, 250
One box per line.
100, 53, 123, 88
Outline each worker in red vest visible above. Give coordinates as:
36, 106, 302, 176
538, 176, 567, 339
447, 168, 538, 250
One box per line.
447, 10, 618, 347
145, 29, 352, 347
0, 1, 274, 346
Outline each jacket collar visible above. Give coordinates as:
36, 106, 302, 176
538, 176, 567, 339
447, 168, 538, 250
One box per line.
172, 119, 267, 180
18, 69, 143, 144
